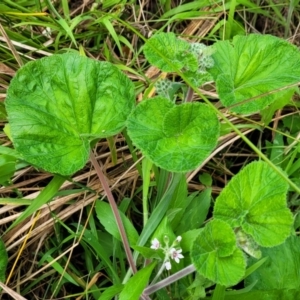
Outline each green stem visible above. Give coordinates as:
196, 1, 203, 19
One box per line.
142, 158, 153, 226
89, 150, 137, 274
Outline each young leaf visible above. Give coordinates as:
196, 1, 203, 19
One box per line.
127, 97, 219, 172
143, 32, 198, 72
0, 239, 8, 285
5, 53, 135, 175
119, 262, 156, 300
191, 219, 246, 286
213, 161, 293, 247
209, 34, 300, 114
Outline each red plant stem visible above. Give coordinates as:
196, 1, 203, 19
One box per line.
89, 150, 137, 274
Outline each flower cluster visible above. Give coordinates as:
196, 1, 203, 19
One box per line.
150, 235, 184, 270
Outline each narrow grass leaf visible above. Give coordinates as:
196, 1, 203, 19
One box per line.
44, 255, 79, 286
136, 173, 182, 248
100, 16, 123, 56
6, 175, 65, 231
82, 229, 119, 282
0, 239, 8, 286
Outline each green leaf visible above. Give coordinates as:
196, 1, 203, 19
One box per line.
245, 235, 300, 290
209, 34, 300, 114
168, 173, 188, 230
177, 189, 211, 234
98, 284, 124, 300
119, 262, 156, 300
7, 175, 65, 231
261, 89, 294, 125
131, 245, 162, 259
180, 228, 203, 253
191, 219, 246, 286
95, 201, 139, 247
199, 173, 213, 186
213, 161, 293, 247
0, 238, 8, 285
143, 32, 197, 72
218, 289, 300, 300
127, 97, 219, 172
0, 155, 16, 185
5, 53, 135, 175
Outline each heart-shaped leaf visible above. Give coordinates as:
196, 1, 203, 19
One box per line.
213, 161, 293, 247
126, 97, 219, 172
209, 34, 300, 114
191, 219, 246, 286
5, 53, 135, 175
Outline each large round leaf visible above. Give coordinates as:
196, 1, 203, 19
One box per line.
213, 161, 293, 247
5, 53, 135, 175
126, 97, 219, 172
191, 219, 246, 286
209, 34, 300, 114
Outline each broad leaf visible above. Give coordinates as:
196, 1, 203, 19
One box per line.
98, 284, 124, 300
177, 188, 211, 234
245, 235, 300, 290
127, 97, 219, 172
5, 53, 135, 175
119, 262, 156, 300
191, 219, 246, 286
0, 155, 16, 185
213, 161, 293, 247
209, 34, 300, 114
95, 201, 139, 247
0, 238, 7, 285
143, 32, 198, 72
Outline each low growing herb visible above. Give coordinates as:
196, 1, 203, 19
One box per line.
3, 31, 300, 299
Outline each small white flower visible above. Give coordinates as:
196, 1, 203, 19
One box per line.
165, 261, 172, 270
150, 238, 160, 250
175, 236, 182, 242
170, 248, 184, 263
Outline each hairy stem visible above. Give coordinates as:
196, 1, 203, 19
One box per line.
89, 150, 137, 274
